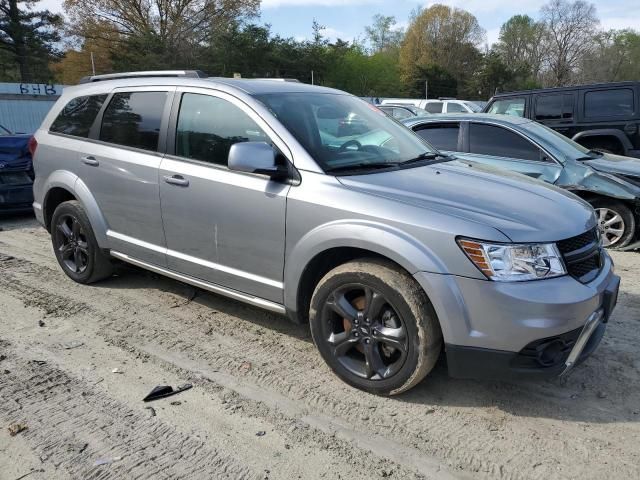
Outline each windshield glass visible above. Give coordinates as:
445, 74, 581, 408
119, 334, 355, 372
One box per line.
255, 93, 436, 172
464, 102, 483, 112
520, 121, 591, 158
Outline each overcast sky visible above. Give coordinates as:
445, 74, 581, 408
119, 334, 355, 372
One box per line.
39, 0, 640, 47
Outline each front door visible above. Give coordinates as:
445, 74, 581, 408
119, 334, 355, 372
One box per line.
80, 87, 174, 266
159, 89, 289, 303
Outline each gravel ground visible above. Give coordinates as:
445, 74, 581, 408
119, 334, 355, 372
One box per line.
1, 214, 639, 480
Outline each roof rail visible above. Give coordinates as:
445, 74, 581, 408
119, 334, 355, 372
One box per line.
78, 70, 208, 84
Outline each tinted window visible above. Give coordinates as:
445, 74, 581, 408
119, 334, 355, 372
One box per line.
487, 97, 525, 117
415, 124, 460, 151
176, 93, 272, 166
446, 102, 465, 113
50, 94, 107, 137
100, 92, 167, 151
535, 94, 573, 120
425, 102, 443, 113
469, 124, 540, 161
585, 89, 634, 117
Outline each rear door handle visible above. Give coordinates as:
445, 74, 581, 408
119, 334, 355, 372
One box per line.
81, 155, 99, 166
163, 174, 189, 187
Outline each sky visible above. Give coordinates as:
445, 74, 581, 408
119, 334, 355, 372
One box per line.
39, 0, 640, 47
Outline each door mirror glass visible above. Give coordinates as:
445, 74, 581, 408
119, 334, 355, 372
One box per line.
228, 141, 286, 178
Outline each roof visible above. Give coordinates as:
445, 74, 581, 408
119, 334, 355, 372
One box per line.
65, 75, 343, 97
402, 113, 532, 127
491, 80, 640, 97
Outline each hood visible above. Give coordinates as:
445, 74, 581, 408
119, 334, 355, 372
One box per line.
583, 153, 640, 180
0, 135, 32, 172
337, 160, 596, 242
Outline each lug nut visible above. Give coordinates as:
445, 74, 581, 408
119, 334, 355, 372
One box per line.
365, 339, 371, 344
354, 332, 359, 337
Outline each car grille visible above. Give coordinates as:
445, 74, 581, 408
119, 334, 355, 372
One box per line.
556, 228, 602, 283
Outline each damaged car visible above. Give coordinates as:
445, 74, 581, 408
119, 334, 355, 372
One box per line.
0, 124, 35, 214
403, 114, 640, 249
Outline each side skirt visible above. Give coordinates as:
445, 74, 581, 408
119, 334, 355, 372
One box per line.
110, 250, 287, 315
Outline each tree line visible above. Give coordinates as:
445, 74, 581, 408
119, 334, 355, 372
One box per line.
1, 0, 639, 99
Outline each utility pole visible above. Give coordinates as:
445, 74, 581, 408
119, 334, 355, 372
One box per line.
311, 70, 314, 85
425, 80, 428, 100
90, 52, 96, 75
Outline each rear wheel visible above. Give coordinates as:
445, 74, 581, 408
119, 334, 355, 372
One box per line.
590, 198, 636, 249
309, 259, 442, 395
51, 200, 114, 283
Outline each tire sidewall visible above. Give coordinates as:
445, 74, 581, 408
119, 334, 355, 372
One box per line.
310, 265, 433, 395
51, 201, 99, 283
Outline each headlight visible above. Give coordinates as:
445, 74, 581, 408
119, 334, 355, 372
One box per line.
457, 238, 566, 282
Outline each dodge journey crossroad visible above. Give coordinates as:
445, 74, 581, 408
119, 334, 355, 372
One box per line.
31, 71, 620, 395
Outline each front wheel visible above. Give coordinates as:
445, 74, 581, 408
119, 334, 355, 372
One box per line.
309, 259, 442, 395
51, 200, 114, 283
590, 198, 636, 249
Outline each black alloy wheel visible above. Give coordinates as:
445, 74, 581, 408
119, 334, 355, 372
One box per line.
54, 213, 90, 274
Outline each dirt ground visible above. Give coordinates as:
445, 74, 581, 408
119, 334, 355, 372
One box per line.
0, 214, 639, 480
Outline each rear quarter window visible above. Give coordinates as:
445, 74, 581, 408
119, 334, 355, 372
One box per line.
49, 94, 108, 137
414, 124, 460, 151
584, 89, 635, 117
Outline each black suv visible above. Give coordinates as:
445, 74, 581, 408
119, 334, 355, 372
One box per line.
484, 81, 640, 158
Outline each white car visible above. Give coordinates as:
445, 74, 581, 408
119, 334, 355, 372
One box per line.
379, 98, 482, 114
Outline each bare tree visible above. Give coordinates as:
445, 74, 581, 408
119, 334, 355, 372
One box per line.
540, 0, 599, 86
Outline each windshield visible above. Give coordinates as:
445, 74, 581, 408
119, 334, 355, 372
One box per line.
520, 121, 592, 158
464, 102, 483, 112
0, 124, 12, 136
255, 93, 437, 172
488, 98, 525, 117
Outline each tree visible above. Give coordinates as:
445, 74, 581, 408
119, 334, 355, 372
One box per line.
580, 29, 640, 83
399, 4, 484, 96
64, 0, 259, 70
494, 15, 547, 83
365, 14, 403, 54
0, 0, 62, 82
540, 0, 599, 86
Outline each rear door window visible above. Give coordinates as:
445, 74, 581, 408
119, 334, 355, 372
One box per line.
535, 94, 574, 121
414, 123, 460, 151
50, 94, 108, 138
99, 91, 168, 151
425, 102, 443, 113
469, 123, 540, 161
584, 89, 634, 117
487, 97, 526, 117
446, 102, 465, 113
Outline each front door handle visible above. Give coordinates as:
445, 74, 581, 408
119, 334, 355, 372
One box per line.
163, 174, 189, 187
81, 155, 99, 166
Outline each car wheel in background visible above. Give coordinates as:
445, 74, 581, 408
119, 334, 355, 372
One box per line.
590, 198, 636, 249
51, 200, 114, 283
309, 259, 442, 395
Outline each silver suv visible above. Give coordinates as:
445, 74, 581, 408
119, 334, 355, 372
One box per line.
32, 71, 620, 395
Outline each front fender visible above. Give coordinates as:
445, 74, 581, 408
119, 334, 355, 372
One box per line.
41, 171, 109, 247
284, 219, 448, 312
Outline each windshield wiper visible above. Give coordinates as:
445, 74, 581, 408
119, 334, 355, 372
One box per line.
400, 151, 454, 165
324, 162, 401, 174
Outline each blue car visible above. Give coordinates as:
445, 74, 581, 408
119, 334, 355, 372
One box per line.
0, 124, 34, 214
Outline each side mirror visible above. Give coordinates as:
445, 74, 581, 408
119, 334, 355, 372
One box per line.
228, 142, 288, 178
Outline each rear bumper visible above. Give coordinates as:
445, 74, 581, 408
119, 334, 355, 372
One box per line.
0, 184, 34, 214
414, 252, 620, 380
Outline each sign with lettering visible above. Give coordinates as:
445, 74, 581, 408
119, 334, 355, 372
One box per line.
0, 82, 64, 96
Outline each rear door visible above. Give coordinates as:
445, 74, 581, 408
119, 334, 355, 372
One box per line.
158, 87, 289, 303
458, 122, 562, 183
80, 86, 174, 266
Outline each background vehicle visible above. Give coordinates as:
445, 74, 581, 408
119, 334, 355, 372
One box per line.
484, 81, 640, 158
404, 114, 640, 249
380, 98, 480, 114
32, 72, 618, 395
378, 104, 430, 120
0, 123, 34, 213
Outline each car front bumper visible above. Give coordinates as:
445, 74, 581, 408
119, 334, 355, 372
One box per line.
414, 252, 620, 380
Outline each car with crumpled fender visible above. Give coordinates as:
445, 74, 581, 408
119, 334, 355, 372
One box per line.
0, 124, 35, 213
31, 71, 620, 395
404, 113, 640, 250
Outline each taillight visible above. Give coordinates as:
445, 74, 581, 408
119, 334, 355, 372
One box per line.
28, 136, 38, 157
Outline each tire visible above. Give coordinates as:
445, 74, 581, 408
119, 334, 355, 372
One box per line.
51, 200, 114, 283
309, 259, 442, 396
590, 198, 636, 249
